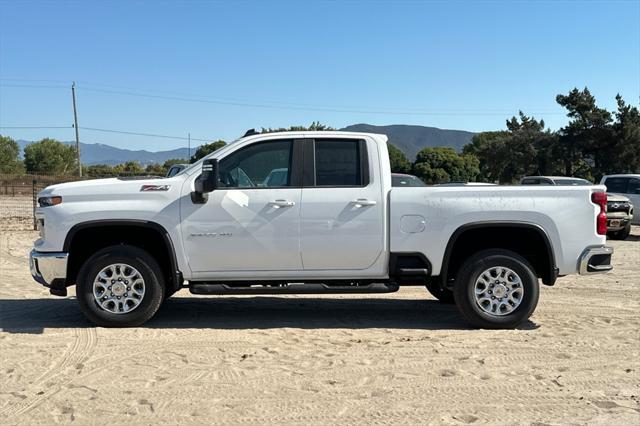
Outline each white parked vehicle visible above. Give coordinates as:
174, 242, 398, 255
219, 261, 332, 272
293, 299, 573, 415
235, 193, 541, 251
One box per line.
600, 174, 640, 225
30, 131, 613, 329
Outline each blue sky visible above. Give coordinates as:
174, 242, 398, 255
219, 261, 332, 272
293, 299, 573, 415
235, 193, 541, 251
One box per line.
1, 0, 638, 151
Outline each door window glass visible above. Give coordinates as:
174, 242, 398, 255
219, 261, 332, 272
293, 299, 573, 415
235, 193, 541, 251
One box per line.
315, 140, 362, 186
218, 140, 292, 188
628, 178, 640, 194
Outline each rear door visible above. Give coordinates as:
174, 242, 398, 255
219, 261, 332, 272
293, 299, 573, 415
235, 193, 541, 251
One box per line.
299, 138, 384, 270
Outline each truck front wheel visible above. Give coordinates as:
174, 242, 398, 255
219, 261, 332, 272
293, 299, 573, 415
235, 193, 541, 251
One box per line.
607, 223, 631, 240
76, 245, 165, 327
453, 249, 539, 329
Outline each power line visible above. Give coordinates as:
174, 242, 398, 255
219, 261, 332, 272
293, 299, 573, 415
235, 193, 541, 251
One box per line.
78, 85, 563, 116
0, 79, 565, 116
0, 126, 72, 129
0, 83, 68, 89
0, 124, 214, 142
78, 126, 212, 142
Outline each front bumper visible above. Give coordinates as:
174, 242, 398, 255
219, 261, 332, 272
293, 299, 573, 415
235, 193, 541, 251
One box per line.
29, 249, 68, 287
578, 246, 614, 275
606, 217, 631, 231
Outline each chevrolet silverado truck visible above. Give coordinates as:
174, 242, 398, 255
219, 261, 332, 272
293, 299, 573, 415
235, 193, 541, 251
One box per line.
30, 131, 613, 329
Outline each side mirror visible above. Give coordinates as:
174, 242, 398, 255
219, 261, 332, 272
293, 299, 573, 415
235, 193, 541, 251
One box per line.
192, 159, 219, 203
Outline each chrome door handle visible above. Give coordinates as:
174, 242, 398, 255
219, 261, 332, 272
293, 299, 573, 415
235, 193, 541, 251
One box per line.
269, 199, 296, 208
351, 198, 377, 207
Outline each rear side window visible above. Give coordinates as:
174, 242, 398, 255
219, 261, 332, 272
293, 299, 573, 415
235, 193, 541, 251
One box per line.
603, 177, 629, 194
314, 140, 367, 186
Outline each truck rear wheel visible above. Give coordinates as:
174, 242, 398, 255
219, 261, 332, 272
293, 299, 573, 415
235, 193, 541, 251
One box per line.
453, 249, 539, 329
76, 245, 165, 327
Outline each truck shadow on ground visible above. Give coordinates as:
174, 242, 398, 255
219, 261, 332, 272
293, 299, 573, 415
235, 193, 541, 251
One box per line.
0, 297, 539, 334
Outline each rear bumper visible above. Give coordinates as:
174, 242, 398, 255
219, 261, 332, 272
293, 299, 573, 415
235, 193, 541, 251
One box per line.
578, 246, 614, 275
29, 249, 68, 287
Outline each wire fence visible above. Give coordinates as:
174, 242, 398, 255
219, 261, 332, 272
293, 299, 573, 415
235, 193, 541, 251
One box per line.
0, 173, 160, 231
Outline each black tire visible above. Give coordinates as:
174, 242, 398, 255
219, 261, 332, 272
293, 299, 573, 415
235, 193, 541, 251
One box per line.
453, 249, 539, 329
425, 281, 455, 304
608, 223, 631, 240
76, 245, 165, 327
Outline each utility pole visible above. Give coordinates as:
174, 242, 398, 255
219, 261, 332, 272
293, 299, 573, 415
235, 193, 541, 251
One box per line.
71, 82, 82, 177
188, 132, 191, 162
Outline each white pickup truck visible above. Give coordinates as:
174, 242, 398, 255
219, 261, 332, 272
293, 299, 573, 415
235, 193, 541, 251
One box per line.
30, 131, 613, 329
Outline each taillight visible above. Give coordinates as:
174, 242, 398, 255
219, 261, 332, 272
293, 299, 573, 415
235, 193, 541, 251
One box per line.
592, 191, 607, 235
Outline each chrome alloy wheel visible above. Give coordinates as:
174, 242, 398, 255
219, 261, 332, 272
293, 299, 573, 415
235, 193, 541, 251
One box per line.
92, 263, 145, 314
474, 266, 524, 316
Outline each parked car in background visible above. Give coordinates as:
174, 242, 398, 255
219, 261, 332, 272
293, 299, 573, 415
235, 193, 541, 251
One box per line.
166, 163, 188, 177
520, 176, 592, 186
391, 173, 426, 187
605, 193, 634, 240
435, 182, 497, 187
600, 174, 640, 225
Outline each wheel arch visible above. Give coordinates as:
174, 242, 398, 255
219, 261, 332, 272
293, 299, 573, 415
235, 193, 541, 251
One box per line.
63, 219, 183, 291
441, 221, 558, 287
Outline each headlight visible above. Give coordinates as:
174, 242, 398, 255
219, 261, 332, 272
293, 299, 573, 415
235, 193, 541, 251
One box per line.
38, 196, 62, 207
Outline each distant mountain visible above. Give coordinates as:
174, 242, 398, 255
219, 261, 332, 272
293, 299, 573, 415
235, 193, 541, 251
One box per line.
340, 124, 475, 160
15, 123, 476, 165
16, 140, 191, 166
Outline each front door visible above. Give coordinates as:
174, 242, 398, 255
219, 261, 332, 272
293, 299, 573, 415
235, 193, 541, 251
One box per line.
181, 139, 303, 272
300, 138, 385, 270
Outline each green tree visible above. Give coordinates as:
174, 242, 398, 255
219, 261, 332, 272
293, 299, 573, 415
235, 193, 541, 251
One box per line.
163, 158, 188, 169
463, 131, 510, 182
412, 147, 479, 184
611, 94, 640, 174
190, 140, 226, 163
86, 164, 116, 177
145, 163, 166, 176
555, 87, 613, 178
387, 143, 412, 173
23, 138, 77, 174
463, 112, 559, 183
113, 161, 144, 176
260, 121, 335, 133
0, 135, 24, 173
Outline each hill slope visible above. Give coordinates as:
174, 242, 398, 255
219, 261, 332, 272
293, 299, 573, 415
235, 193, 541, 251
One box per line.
340, 124, 475, 160
17, 140, 190, 166
15, 123, 476, 165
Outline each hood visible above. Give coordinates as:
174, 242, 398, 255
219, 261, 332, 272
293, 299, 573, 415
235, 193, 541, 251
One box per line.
38, 176, 177, 200
606, 193, 630, 203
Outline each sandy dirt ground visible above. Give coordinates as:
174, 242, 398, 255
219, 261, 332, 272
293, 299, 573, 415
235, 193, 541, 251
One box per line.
1, 227, 639, 425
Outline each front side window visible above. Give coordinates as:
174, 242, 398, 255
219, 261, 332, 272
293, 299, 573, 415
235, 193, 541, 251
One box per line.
315, 140, 364, 186
603, 177, 629, 194
218, 140, 292, 188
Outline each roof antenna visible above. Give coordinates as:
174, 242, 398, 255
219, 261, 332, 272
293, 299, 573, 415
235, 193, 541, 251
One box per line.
243, 128, 259, 137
